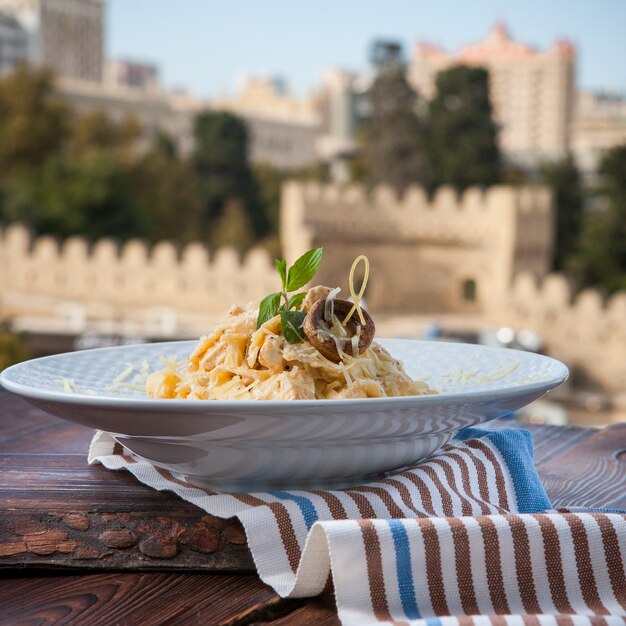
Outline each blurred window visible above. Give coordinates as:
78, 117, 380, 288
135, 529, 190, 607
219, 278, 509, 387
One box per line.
462, 279, 477, 302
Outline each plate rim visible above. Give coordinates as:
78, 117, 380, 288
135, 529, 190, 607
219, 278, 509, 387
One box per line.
0, 338, 569, 410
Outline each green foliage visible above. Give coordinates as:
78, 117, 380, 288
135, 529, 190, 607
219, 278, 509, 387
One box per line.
209, 198, 255, 253
257, 247, 324, 338
567, 145, 626, 293
69, 110, 141, 160
365, 59, 430, 193
3, 151, 146, 241
287, 292, 306, 310
540, 155, 584, 271
0, 66, 287, 250
286, 247, 323, 291
257, 292, 282, 328
0, 323, 30, 371
253, 164, 286, 234
280, 309, 307, 344
253, 163, 329, 240
346, 126, 369, 184
274, 258, 287, 285
193, 111, 268, 239
0, 65, 70, 176
130, 133, 202, 243
428, 66, 501, 191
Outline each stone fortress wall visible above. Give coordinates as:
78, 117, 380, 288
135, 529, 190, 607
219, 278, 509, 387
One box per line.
280, 182, 625, 393
0, 224, 276, 337
280, 181, 554, 314
497, 273, 626, 391
0, 181, 625, 392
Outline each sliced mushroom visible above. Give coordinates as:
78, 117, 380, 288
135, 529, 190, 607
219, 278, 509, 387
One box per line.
302, 298, 375, 363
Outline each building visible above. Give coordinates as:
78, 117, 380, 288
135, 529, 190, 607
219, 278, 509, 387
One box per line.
2, 181, 625, 396
0, 12, 27, 73
409, 23, 576, 165
57, 76, 208, 153
105, 59, 159, 90
280, 182, 554, 315
213, 76, 321, 170
314, 69, 359, 161
572, 91, 626, 176
0, 0, 103, 82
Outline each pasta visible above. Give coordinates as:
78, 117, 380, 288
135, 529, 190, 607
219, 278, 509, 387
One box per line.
145, 285, 435, 401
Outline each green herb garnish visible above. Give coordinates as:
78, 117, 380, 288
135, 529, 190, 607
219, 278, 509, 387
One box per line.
280, 309, 307, 344
257, 247, 324, 343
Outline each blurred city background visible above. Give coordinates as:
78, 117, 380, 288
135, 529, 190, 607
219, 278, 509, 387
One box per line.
0, 0, 624, 426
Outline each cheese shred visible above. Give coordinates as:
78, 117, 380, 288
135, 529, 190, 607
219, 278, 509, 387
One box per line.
145, 285, 436, 401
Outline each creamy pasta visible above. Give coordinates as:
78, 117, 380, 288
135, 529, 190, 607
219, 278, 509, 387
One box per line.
145, 286, 435, 400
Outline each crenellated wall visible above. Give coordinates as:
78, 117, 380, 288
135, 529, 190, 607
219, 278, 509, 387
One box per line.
0, 223, 277, 337
282, 181, 552, 244
492, 272, 626, 390
1, 181, 624, 393
281, 181, 554, 313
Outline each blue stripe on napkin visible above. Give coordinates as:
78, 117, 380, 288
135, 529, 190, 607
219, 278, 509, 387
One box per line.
454, 427, 552, 513
388, 519, 421, 619
270, 491, 319, 529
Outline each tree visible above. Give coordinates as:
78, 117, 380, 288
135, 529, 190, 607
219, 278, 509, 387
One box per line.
0, 322, 30, 370
364, 41, 430, 193
210, 198, 255, 252
567, 145, 626, 293
253, 163, 286, 235
192, 111, 267, 238
0, 64, 70, 176
428, 65, 501, 191
69, 110, 141, 161
540, 155, 584, 271
130, 133, 202, 243
3, 151, 147, 241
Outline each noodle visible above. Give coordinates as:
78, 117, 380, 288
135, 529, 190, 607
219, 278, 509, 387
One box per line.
145, 286, 436, 400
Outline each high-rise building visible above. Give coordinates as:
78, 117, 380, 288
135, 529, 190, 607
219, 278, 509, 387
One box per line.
315, 69, 358, 161
409, 23, 576, 165
572, 91, 626, 176
0, 0, 103, 82
213, 77, 321, 169
105, 59, 159, 90
0, 12, 27, 73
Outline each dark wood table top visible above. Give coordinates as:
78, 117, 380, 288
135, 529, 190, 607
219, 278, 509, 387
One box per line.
1, 391, 625, 625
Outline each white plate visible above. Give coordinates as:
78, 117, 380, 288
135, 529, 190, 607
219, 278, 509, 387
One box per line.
0, 339, 568, 491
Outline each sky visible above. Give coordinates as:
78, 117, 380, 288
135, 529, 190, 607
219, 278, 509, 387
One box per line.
108, 1, 626, 99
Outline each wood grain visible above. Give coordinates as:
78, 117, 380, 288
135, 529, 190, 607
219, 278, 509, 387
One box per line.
2, 393, 626, 573
251, 600, 341, 626
0, 572, 301, 626
0, 393, 255, 571
536, 423, 626, 509
1, 391, 625, 625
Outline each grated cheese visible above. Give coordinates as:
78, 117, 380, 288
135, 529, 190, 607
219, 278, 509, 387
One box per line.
478, 362, 520, 382
112, 363, 135, 385
145, 287, 436, 400
351, 333, 359, 357
324, 287, 341, 321
339, 361, 353, 387
55, 377, 77, 393
120, 383, 148, 392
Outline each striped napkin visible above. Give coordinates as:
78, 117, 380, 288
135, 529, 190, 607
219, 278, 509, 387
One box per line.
89, 427, 626, 626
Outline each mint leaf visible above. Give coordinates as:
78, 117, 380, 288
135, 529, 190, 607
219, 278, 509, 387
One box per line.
257, 292, 281, 328
286, 247, 323, 291
275, 258, 287, 289
287, 292, 306, 311
280, 310, 307, 344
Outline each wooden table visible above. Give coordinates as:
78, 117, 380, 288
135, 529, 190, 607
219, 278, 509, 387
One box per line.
1, 391, 625, 625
